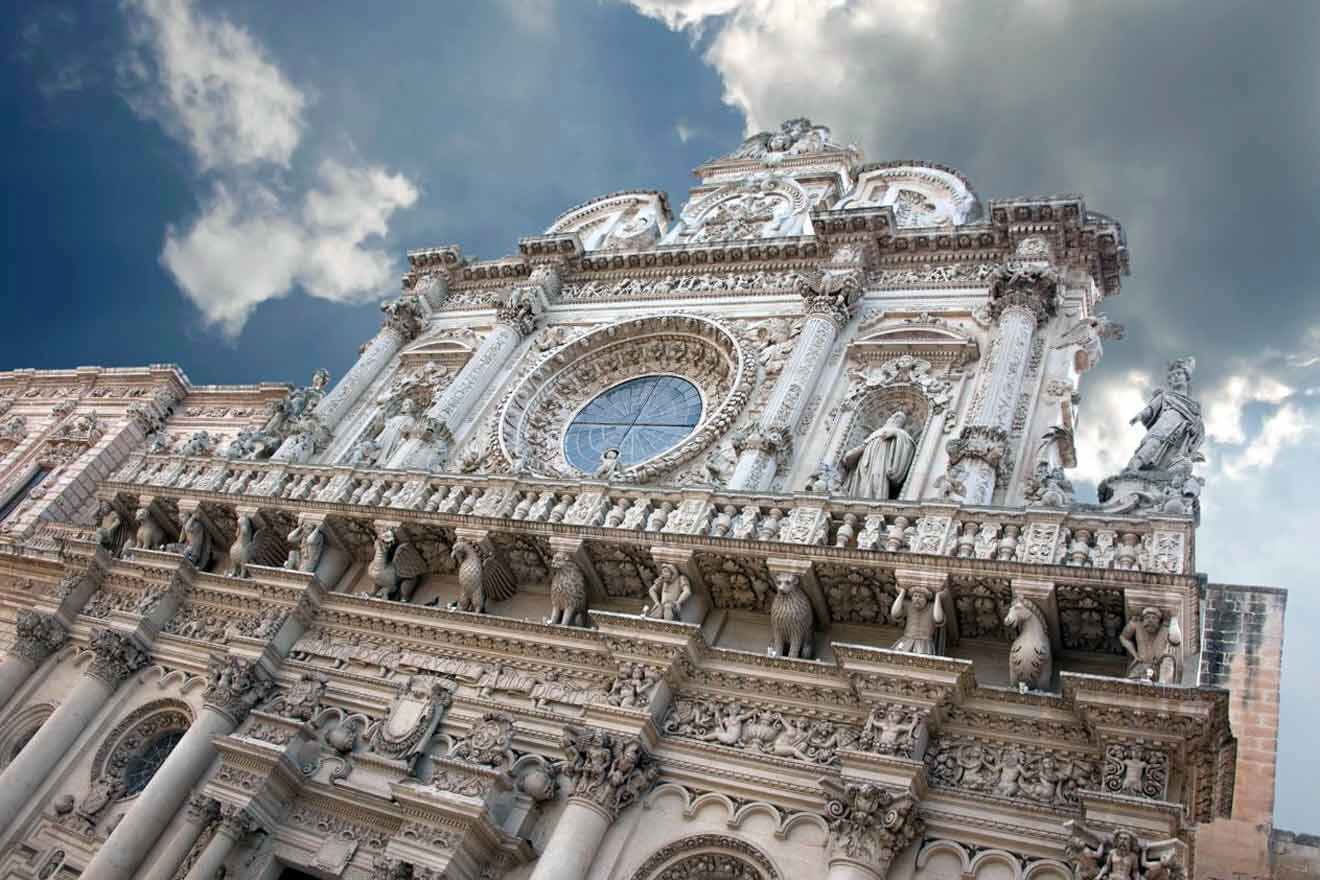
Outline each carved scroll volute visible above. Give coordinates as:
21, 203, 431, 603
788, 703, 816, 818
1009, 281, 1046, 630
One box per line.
820, 777, 923, 880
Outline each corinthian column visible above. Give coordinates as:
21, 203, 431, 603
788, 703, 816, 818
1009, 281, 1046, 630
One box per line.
388, 288, 542, 471
0, 628, 147, 833
0, 610, 65, 713
821, 780, 923, 880
80, 655, 272, 880
182, 804, 259, 880
946, 264, 1059, 505
273, 294, 427, 463
729, 268, 861, 491
528, 726, 657, 880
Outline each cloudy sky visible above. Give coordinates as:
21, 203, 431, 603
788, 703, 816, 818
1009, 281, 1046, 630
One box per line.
5, 0, 1317, 829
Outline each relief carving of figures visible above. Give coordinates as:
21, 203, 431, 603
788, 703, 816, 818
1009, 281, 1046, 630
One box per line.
890, 584, 946, 655
768, 572, 814, 659
1124, 357, 1204, 474
560, 726, 657, 818
858, 705, 926, 759
662, 698, 856, 765
449, 539, 518, 614
925, 736, 1100, 807
840, 410, 915, 500
605, 663, 660, 709
726, 117, 840, 161
1103, 744, 1169, 799
1065, 821, 1187, 880
371, 675, 452, 773
820, 778, 923, 873
1119, 607, 1182, 684
643, 563, 692, 621
1055, 314, 1125, 373
1005, 597, 1053, 692
1023, 460, 1075, 508
73, 776, 124, 832
544, 551, 589, 627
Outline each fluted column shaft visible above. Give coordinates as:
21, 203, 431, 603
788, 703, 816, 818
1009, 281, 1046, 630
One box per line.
80, 707, 235, 880
527, 797, 612, 880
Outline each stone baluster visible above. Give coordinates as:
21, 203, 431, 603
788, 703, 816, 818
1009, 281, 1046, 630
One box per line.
136, 795, 218, 880
821, 780, 923, 880
528, 727, 656, 880
729, 268, 861, 491
388, 288, 542, 470
272, 294, 427, 463
0, 610, 65, 713
0, 628, 147, 833
79, 655, 272, 880
946, 263, 1059, 504
181, 805, 259, 880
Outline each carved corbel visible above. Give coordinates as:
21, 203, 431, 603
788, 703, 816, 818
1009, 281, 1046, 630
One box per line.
547, 536, 608, 606
449, 527, 519, 613
648, 546, 711, 625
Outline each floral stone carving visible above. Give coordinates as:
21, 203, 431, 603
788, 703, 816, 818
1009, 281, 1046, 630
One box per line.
560, 725, 658, 819
203, 654, 274, 725
821, 778, 922, 876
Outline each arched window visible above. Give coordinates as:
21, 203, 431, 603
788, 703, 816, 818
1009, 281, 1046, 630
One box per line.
121, 729, 185, 795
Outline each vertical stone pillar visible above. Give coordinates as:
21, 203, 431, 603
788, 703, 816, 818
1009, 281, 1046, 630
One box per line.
528, 726, 657, 880
729, 269, 860, 491
182, 805, 259, 880
80, 656, 271, 880
389, 290, 541, 470
273, 295, 427, 463
137, 795, 218, 880
0, 610, 65, 713
821, 780, 923, 880
0, 628, 147, 833
946, 264, 1059, 505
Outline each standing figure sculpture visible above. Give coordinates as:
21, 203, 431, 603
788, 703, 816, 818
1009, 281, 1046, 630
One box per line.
890, 584, 946, 655
643, 563, 692, 621
1119, 607, 1183, 684
840, 410, 916, 500
1125, 357, 1203, 473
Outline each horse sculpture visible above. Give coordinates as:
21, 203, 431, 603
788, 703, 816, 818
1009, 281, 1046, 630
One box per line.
1004, 597, 1053, 692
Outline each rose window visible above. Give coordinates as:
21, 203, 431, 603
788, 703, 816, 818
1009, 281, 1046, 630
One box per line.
564, 376, 703, 472
121, 730, 184, 795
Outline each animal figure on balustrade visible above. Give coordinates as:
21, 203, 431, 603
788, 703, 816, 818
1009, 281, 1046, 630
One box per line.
450, 540, 518, 614
94, 501, 129, 557
1005, 597, 1053, 692
544, 552, 589, 627
226, 513, 286, 578
369, 528, 428, 602
125, 507, 165, 555
165, 511, 212, 571
768, 572, 814, 659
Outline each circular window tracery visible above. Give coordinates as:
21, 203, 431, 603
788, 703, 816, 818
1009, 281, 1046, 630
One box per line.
564, 375, 703, 472
121, 729, 185, 795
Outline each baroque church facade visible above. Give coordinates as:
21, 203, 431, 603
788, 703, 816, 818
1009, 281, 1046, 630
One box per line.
0, 119, 1292, 880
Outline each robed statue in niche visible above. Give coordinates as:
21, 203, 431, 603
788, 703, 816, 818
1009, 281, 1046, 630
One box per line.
840, 410, 916, 500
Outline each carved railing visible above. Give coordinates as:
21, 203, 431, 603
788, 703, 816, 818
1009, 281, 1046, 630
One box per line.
103, 453, 1194, 575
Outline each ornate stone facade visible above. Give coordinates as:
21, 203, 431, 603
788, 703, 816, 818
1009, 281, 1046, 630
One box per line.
0, 121, 1293, 880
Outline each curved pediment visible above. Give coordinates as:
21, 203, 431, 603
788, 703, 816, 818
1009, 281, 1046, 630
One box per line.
835, 161, 982, 227
544, 191, 671, 252
399, 329, 480, 370
850, 314, 980, 368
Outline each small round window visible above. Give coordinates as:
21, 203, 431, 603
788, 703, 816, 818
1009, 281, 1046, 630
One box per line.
122, 730, 185, 795
564, 375, 702, 473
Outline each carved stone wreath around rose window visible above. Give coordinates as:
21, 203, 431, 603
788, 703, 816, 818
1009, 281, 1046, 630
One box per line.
495, 314, 755, 483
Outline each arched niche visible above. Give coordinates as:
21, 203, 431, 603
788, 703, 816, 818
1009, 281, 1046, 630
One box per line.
835, 161, 982, 227
0, 702, 53, 770
628, 834, 783, 880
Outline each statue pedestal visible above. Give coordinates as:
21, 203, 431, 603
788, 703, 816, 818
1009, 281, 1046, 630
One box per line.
1097, 469, 1198, 520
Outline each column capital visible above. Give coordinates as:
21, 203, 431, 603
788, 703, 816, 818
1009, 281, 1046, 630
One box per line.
86, 627, 149, 686
797, 267, 862, 330
184, 794, 220, 824
560, 725, 658, 822
12, 609, 66, 665
381, 293, 427, 343
494, 288, 542, 337
202, 654, 274, 725
987, 263, 1060, 323
216, 803, 261, 837
821, 779, 923, 880
945, 425, 1009, 470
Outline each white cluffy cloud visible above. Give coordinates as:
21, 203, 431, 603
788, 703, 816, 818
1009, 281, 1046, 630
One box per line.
121, 0, 417, 338
1204, 373, 1294, 444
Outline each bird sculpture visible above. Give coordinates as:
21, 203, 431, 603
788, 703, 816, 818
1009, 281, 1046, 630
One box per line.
1055, 314, 1125, 372
450, 540, 518, 614
369, 528, 427, 602
544, 551, 589, 627
226, 513, 285, 578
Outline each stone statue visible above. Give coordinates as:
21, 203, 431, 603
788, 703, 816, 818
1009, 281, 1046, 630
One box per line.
1024, 460, 1074, 508
284, 522, 324, 573
1065, 821, 1186, 880
167, 511, 212, 571
94, 501, 128, 556
767, 572, 814, 659
1125, 357, 1203, 473
1005, 597, 1053, 692
450, 540, 518, 614
285, 368, 330, 421
370, 398, 421, 466
368, 529, 427, 602
840, 411, 916, 500
592, 447, 622, 480
1119, 607, 1183, 684
642, 563, 692, 621
226, 513, 284, 578
545, 551, 589, 627
890, 584, 946, 655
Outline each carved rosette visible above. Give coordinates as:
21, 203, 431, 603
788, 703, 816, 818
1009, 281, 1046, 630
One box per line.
12, 610, 66, 665
202, 655, 273, 725
821, 780, 923, 879
86, 628, 149, 687
382, 294, 427, 344
494, 313, 755, 482
560, 726, 658, 820
987, 263, 1060, 324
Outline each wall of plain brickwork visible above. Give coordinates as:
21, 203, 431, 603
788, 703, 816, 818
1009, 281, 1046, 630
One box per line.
1195, 583, 1287, 880
1273, 831, 1320, 880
